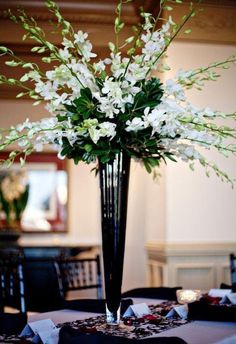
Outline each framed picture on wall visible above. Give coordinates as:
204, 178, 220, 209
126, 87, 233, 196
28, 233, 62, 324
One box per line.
0, 152, 68, 233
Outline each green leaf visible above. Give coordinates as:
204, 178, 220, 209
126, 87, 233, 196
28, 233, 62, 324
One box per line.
100, 155, 110, 163
71, 113, 79, 121
0, 46, 8, 53
57, 114, 67, 122
84, 144, 93, 153
143, 159, 152, 173
16, 92, 25, 98
5, 60, 20, 67
164, 152, 177, 162
108, 42, 115, 52
184, 29, 192, 35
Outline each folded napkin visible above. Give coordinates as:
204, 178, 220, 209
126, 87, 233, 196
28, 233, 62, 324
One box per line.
0, 312, 27, 335
121, 287, 182, 301
59, 326, 187, 344
62, 298, 133, 315
188, 299, 236, 322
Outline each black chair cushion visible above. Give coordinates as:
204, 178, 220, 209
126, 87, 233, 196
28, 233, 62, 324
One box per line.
62, 298, 133, 315
220, 283, 236, 292
121, 287, 182, 301
59, 326, 187, 344
188, 299, 236, 322
0, 312, 27, 335
24, 260, 64, 312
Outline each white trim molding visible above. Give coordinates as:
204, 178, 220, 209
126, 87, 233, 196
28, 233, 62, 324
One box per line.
146, 242, 235, 289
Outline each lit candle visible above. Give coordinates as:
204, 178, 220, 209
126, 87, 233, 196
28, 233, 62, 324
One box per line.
176, 290, 201, 304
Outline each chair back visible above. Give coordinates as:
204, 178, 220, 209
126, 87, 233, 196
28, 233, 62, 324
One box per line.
230, 253, 236, 285
23, 258, 64, 312
58, 255, 103, 299
0, 250, 26, 313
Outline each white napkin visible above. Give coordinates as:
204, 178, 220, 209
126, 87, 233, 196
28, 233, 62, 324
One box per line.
20, 319, 57, 344
166, 304, 188, 320
123, 303, 151, 317
220, 293, 236, 305
208, 289, 232, 298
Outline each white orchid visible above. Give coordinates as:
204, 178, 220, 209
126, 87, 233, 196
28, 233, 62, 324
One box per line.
0, 0, 236, 185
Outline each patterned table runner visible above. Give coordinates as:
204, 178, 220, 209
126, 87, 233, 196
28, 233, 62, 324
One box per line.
57, 301, 189, 340
0, 301, 189, 342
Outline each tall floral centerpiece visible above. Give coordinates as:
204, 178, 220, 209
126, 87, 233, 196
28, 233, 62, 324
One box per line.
0, 0, 236, 324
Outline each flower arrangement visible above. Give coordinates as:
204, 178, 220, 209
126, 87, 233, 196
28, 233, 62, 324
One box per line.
0, 0, 236, 184
0, 171, 29, 230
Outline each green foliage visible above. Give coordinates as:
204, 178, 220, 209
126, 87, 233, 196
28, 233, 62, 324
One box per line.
133, 78, 164, 111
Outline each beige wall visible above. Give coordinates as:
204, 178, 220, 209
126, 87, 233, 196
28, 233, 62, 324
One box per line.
164, 42, 236, 244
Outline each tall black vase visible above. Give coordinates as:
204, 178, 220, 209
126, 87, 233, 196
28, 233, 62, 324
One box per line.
99, 152, 131, 325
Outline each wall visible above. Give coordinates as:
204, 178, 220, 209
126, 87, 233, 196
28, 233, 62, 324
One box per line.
145, 41, 236, 289
165, 42, 236, 244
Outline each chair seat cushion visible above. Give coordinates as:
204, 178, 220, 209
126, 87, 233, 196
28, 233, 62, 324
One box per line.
188, 299, 236, 322
121, 287, 182, 301
0, 312, 27, 335
220, 283, 236, 292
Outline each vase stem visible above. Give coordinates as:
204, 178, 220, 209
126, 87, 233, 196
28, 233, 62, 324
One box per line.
99, 152, 130, 325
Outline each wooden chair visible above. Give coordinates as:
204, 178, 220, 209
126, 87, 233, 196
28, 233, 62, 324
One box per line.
0, 250, 26, 313
230, 253, 236, 286
57, 255, 103, 300
0, 250, 27, 334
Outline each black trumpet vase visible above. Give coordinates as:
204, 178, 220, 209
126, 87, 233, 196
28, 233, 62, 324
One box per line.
99, 152, 131, 325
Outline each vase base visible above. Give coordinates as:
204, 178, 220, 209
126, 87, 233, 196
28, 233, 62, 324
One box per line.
96, 320, 134, 335
105, 305, 120, 325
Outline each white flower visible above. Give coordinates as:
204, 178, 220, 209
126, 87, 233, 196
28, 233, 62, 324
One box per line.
141, 12, 153, 31
161, 21, 170, 34
177, 145, 201, 162
143, 108, 166, 130
33, 141, 44, 151
99, 122, 116, 139
62, 37, 74, 49
35, 81, 58, 100
74, 31, 96, 61
27, 71, 41, 82
74, 31, 88, 44
52, 93, 69, 107
39, 117, 58, 130
58, 48, 71, 60
203, 107, 215, 117
165, 79, 186, 101
18, 139, 29, 147
176, 69, 193, 83
46, 65, 72, 84
97, 99, 120, 119
93, 60, 106, 73
88, 127, 100, 144
126, 117, 145, 132
16, 118, 32, 132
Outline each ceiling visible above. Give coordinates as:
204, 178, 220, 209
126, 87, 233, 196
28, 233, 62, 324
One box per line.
0, 1, 160, 25
0, 0, 235, 98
